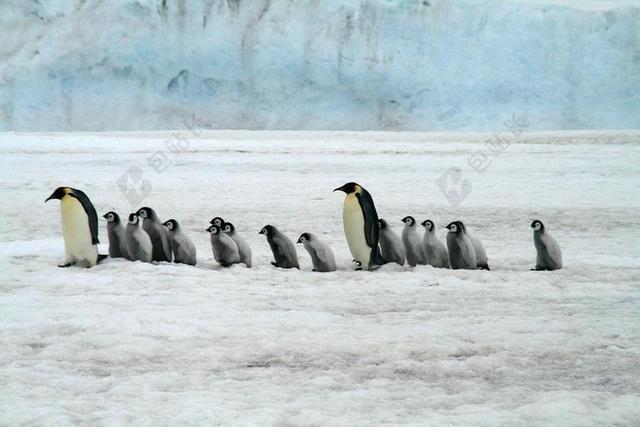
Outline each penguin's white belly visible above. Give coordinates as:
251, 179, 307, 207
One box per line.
343, 195, 370, 266
61, 196, 97, 265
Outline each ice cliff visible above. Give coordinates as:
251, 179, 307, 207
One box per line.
1, 0, 638, 131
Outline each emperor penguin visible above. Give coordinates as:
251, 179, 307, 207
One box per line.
420, 219, 450, 268
210, 217, 225, 227
297, 233, 337, 272
259, 225, 299, 269
207, 224, 240, 267
223, 222, 252, 268
103, 211, 130, 260
136, 207, 172, 262
45, 186, 105, 267
125, 213, 153, 263
334, 182, 385, 271
445, 221, 477, 270
531, 220, 563, 271
377, 219, 405, 265
163, 219, 197, 266
401, 216, 426, 267
460, 222, 490, 270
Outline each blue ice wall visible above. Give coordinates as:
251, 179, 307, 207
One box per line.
0, 0, 639, 131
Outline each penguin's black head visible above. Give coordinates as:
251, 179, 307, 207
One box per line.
334, 182, 360, 194
378, 219, 388, 229
136, 207, 156, 220
402, 216, 416, 226
207, 224, 220, 234
531, 219, 544, 232
210, 217, 225, 227
45, 186, 71, 202
223, 222, 235, 234
128, 213, 140, 225
297, 232, 311, 243
103, 211, 120, 223
259, 224, 275, 236
421, 219, 434, 231
163, 219, 178, 231
445, 221, 460, 233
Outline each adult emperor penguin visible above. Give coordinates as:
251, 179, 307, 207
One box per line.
460, 221, 490, 270
334, 182, 385, 271
420, 219, 450, 268
445, 221, 477, 270
259, 225, 299, 269
531, 219, 563, 271
136, 207, 172, 262
297, 233, 337, 272
45, 186, 105, 267
103, 211, 130, 260
223, 222, 252, 268
377, 219, 405, 265
125, 213, 153, 263
163, 219, 197, 266
401, 216, 426, 267
207, 224, 240, 267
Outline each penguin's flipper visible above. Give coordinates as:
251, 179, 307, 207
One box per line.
370, 246, 386, 266
69, 189, 100, 244
355, 192, 380, 250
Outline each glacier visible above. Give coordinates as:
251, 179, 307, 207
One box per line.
0, 0, 639, 131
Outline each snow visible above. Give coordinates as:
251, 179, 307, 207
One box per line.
1, 0, 639, 131
1, 130, 639, 425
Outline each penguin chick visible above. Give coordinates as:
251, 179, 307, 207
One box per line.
125, 213, 153, 263
445, 221, 477, 270
103, 211, 130, 259
208, 224, 240, 267
259, 225, 299, 269
377, 219, 405, 265
460, 222, 490, 270
210, 217, 225, 227
223, 222, 252, 268
163, 219, 197, 266
421, 219, 450, 268
297, 233, 337, 272
531, 220, 562, 271
401, 216, 426, 267
136, 207, 172, 262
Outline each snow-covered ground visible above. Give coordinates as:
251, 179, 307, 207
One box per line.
1, 131, 639, 425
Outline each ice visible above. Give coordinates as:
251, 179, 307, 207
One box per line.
1, 0, 639, 131
1, 131, 639, 424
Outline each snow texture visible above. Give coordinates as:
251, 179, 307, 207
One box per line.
1, 0, 639, 132
1, 130, 639, 425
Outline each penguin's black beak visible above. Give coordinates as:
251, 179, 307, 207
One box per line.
102, 213, 109, 219
333, 184, 347, 193
45, 187, 64, 202
296, 237, 302, 243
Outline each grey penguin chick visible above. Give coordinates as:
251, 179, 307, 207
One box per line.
297, 233, 337, 272
460, 222, 490, 270
401, 216, 426, 267
445, 221, 477, 270
531, 219, 562, 271
377, 219, 405, 265
207, 224, 240, 267
420, 219, 450, 268
259, 225, 299, 269
103, 211, 130, 259
223, 222, 252, 268
125, 213, 153, 263
163, 219, 197, 266
136, 207, 172, 262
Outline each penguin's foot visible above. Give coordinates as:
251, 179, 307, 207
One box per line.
271, 261, 279, 268
352, 260, 362, 267
58, 262, 74, 268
